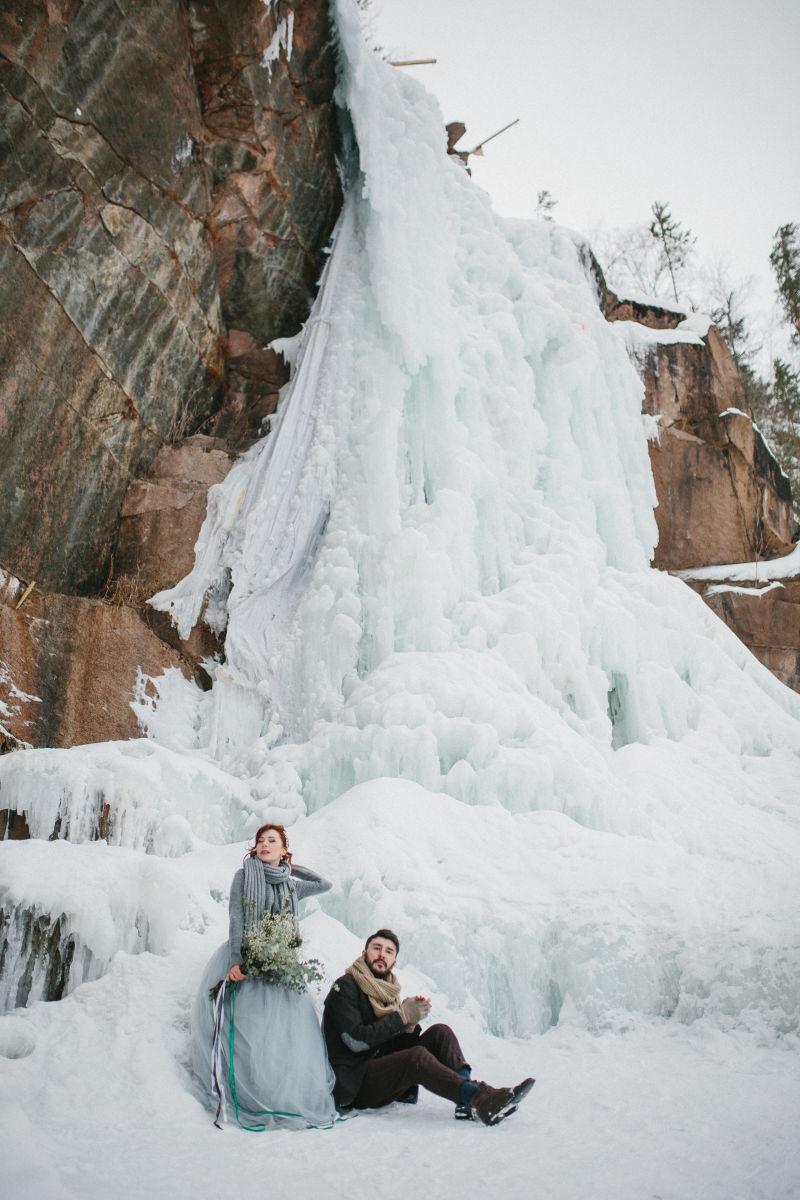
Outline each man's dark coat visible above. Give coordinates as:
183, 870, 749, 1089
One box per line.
322, 972, 421, 1107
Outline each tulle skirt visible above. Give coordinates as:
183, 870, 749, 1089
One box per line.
191, 941, 337, 1130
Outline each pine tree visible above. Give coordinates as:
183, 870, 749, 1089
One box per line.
774, 357, 800, 420
709, 285, 751, 368
648, 201, 696, 305
770, 223, 800, 348
748, 359, 800, 505
702, 267, 768, 412
756, 222, 800, 507
739, 364, 773, 424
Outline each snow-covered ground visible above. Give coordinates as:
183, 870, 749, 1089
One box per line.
4, 907, 800, 1200
2, 2, 799, 1197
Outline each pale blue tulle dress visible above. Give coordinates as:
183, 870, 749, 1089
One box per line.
191, 861, 337, 1130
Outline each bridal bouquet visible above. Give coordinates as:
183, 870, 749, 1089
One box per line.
239, 910, 323, 993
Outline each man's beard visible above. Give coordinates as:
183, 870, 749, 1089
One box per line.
369, 962, 391, 979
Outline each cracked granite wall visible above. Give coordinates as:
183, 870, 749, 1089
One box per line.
0, 0, 341, 751
0, 0, 341, 595
190, 0, 341, 350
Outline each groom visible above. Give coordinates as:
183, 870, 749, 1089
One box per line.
322, 928, 534, 1126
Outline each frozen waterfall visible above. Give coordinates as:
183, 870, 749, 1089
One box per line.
1, 1, 799, 1175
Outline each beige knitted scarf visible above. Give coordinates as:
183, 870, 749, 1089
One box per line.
346, 957, 415, 1032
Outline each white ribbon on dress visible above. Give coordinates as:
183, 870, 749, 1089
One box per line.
210, 980, 229, 1129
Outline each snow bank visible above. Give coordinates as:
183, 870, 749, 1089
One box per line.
677, 312, 713, 338
6, 920, 800, 1200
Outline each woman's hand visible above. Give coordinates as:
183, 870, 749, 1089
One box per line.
227, 964, 247, 983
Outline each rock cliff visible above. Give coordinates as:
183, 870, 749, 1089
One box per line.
593, 260, 799, 691
0, 0, 341, 752
694, 578, 800, 693
1, 0, 339, 593
1, 0, 223, 594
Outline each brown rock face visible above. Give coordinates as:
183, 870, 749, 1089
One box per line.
647, 390, 794, 572
207, 340, 290, 449
112, 433, 230, 670
687, 579, 800, 692
592, 253, 798, 692
0, 0, 225, 594
189, 0, 342, 349
115, 435, 233, 596
0, 0, 342, 748
597, 278, 794, 570
0, 588, 191, 751
0, 0, 340, 595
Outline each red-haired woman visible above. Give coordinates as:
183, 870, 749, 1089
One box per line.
191, 823, 336, 1129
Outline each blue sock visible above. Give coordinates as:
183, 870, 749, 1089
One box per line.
459, 1080, 479, 1106
458, 1065, 471, 1078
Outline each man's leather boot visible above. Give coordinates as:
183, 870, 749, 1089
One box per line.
468, 1077, 535, 1126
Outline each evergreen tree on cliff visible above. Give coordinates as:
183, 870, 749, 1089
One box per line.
764, 358, 800, 502
648, 201, 695, 305
747, 223, 800, 508
768, 223, 800, 504
770, 222, 800, 348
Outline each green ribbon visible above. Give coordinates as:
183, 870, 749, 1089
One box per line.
226, 981, 349, 1132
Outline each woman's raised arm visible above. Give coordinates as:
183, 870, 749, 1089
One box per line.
290, 863, 332, 900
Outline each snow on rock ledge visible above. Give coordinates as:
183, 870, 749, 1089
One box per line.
0, 739, 253, 849
679, 543, 800, 584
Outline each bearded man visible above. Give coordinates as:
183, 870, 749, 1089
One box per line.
322, 928, 534, 1126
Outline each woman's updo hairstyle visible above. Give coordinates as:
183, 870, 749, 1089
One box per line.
247, 822, 292, 864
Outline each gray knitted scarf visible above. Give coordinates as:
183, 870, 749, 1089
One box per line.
241, 857, 298, 933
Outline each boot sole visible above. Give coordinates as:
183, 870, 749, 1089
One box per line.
485, 1077, 535, 1126
486, 1103, 517, 1126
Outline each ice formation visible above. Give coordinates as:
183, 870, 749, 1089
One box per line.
0, 737, 251, 847
0, 838, 195, 1010
1, 4, 799, 1188
260, 7, 294, 75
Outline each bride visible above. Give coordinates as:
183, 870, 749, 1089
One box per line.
191, 823, 337, 1129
